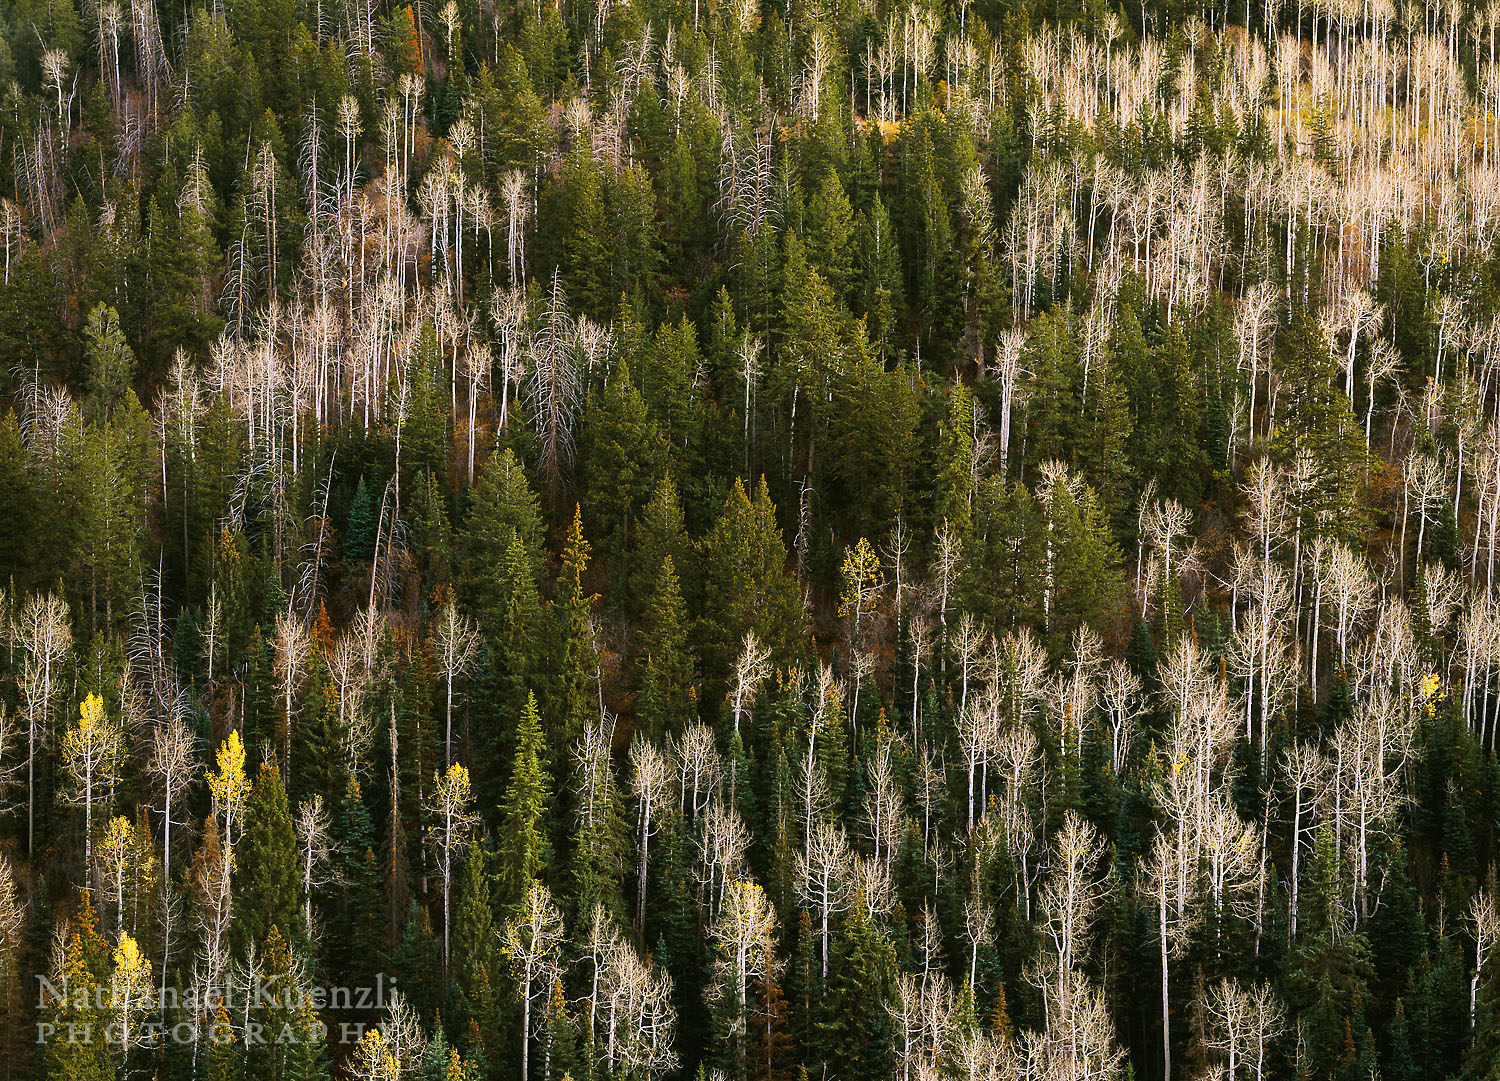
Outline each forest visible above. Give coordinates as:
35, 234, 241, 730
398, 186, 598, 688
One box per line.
2, 0, 1500, 1078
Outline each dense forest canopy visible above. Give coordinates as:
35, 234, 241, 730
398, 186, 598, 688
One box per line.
3, 0, 1500, 1080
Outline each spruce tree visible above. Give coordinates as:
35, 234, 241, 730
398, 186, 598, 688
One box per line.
637, 555, 695, 739
697, 478, 805, 713
498, 692, 553, 910
580, 360, 667, 577
233, 761, 301, 954
461, 446, 547, 638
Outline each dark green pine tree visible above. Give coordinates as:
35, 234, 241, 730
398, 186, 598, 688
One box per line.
142, 195, 221, 380
640, 318, 708, 505
389, 900, 444, 1021
451, 843, 501, 1058
933, 381, 977, 539
1077, 342, 1136, 526
1283, 825, 1374, 1081
636, 555, 696, 740
0, 412, 39, 589
854, 196, 906, 364
610, 161, 663, 310
543, 979, 581, 1081
398, 320, 452, 490
233, 761, 301, 954
282, 995, 332, 1081
472, 529, 547, 807
580, 359, 668, 579
567, 725, 629, 924
1271, 305, 1369, 546
537, 148, 611, 319
815, 904, 897, 1079
82, 303, 135, 426
204, 1005, 242, 1081
805, 170, 855, 302
1020, 307, 1083, 477
706, 287, 742, 408
344, 476, 379, 563
461, 446, 547, 639
1385, 998, 1421, 1081
826, 346, 921, 543
331, 779, 380, 985
630, 474, 694, 616
1046, 479, 1125, 652
290, 654, 343, 807
697, 478, 806, 714
647, 808, 704, 1064
497, 692, 553, 910
470, 47, 554, 179
0, 244, 76, 389
244, 926, 299, 1078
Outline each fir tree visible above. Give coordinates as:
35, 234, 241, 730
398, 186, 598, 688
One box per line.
498, 692, 554, 910
233, 761, 301, 954
637, 555, 695, 739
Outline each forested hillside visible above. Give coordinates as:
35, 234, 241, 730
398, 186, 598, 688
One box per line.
2, 0, 1500, 1079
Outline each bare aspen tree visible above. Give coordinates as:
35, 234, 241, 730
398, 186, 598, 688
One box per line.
738, 334, 763, 472
1203, 979, 1285, 1081
699, 799, 751, 922
1318, 542, 1376, 671
796, 818, 852, 979
503, 883, 565, 1081
931, 521, 961, 655
994, 328, 1026, 478
1039, 811, 1111, 1019
995, 724, 1042, 917
273, 611, 311, 781
500, 172, 531, 286
295, 796, 335, 938
865, 725, 905, 878
952, 612, 986, 723
17, 591, 71, 854
327, 618, 376, 779
145, 712, 192, 1006
1145, 831, 1188, 1081
1472, 890, 1500, 1032
1281, 741, 1324, 939
630, 737, 673, 933
1100, 658, 1144, 774
527, 272, 581, 512
890, 969, 958, 1081
672, 723, 722, 820
1408, 453, 1451, 569
595, 923, 678, 1077
1139, 496, 1196, 618
432, 600, 481, 766
907, 613, 934, 746
957, 688, 999, 832
1235, 282, 1277, 441
1363, 339, 1402, 448
729, 633, 771, 738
